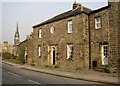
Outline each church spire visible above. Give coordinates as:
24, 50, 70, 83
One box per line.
14, 22, 20, 45
74, 0, 76, 4
72, 0, 81, 9
16, 22, 19, 33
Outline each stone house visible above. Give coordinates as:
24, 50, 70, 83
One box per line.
29, 2, 120, 71
0, 41, 13, 54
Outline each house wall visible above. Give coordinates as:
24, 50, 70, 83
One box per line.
27, 34, 35, 65
33, 13, 90, 70
108, 2, 119, 68
18, 41, 26, 54
118, 1, 120, 74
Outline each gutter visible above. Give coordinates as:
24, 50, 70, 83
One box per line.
88, 14, 91, 69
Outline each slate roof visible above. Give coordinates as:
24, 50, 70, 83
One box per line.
33, 5, 110, 28
19, 39, 27, 45
90, 5, 110, 14
33, 7, 91, 28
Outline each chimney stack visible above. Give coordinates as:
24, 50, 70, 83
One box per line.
73, 0, 81, 9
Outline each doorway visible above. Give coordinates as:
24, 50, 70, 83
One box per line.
52, 47, 56, 65
48, 46, 56, 65
101, 45, 108, 65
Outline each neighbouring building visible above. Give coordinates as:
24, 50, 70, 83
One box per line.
12, 22, 30, 63
0, 41, 13, 54
90, 2, 120, 69
29, 1, 119, 71
17, 32, 34, 64
12, 22, 33, 64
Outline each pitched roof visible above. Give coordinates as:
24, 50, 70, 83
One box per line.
18, 39, 27, 46
33, 5, 110, 28
33, 7, 91, 28
90, 5, 110, 14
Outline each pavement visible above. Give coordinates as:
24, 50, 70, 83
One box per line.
2, 61, 119, 85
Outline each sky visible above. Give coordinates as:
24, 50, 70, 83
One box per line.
1, 0, 108, 45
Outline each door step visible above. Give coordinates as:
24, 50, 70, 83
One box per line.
94, 68, 105, 72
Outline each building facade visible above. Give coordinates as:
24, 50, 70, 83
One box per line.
0, 41, 13, 54
30, 2, 119, 71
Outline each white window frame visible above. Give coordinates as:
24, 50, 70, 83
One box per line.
51, 26, 55, 33
38, 46, 41, 57
95, 17, 101, 29
101, 45, 108, 65
68, 20, 73, 33
38, 29, 42, 38
67, 44, 73, 59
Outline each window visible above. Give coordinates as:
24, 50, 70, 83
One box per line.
67, 44, 73, 59
68, 20, 73, 33
95, 17, 101, 29
51, 26, 55, 33
38, 46, 41, 57
101, 45, 108, 65
38, 29, 42, 38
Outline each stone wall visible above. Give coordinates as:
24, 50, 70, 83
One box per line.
17, 40, 26, 57
90, 8, 109, 68
108, 2, 119, 68
26, 34, 34, 65
118, 1, 120, 75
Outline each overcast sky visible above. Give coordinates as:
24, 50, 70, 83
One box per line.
1, 0, 108, 45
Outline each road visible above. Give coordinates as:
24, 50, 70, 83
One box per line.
2, 63, 113, 86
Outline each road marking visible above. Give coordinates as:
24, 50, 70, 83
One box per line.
8, 72, 20, 77
28, 79, 41, 84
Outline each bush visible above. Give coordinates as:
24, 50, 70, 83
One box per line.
2, 52, 12, 60
105, 67, 117, 73
75, 67, 81, 71
54, 64, 60, 68
12, 55, 17, 59
10, 58, 19, 64
18, 49, 25, 64
44, 64, 49, 68
30, 63, 35, 66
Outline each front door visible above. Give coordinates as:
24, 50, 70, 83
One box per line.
101, 45, 108, 65
52, 47, 55, 65
48, 46, 56, 65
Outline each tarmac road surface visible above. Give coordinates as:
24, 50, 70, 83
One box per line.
2, 63, 114, 86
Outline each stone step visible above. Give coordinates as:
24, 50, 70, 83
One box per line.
94, 68, 105, 72
94, 67, 117, 73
